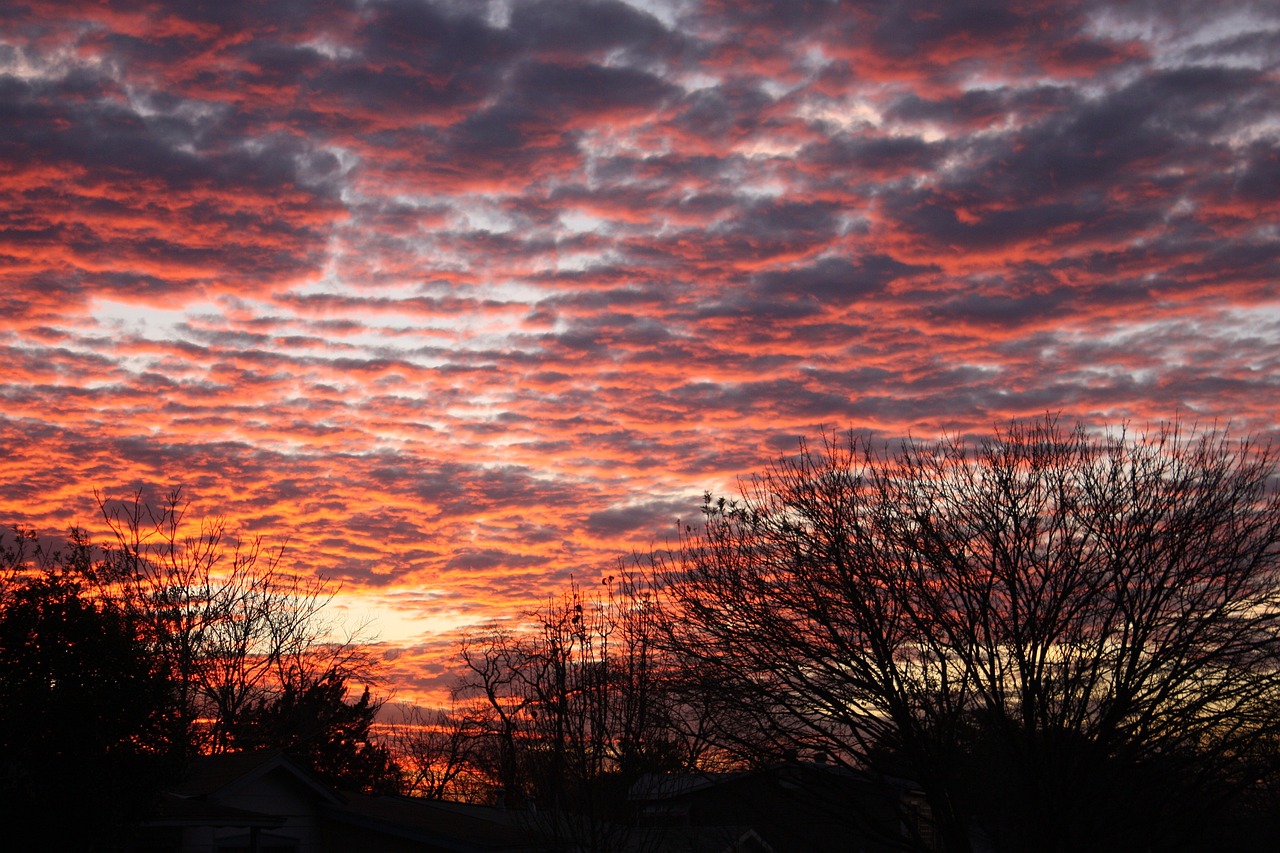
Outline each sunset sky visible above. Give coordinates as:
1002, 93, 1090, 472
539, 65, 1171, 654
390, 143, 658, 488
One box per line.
2, 0, 1279, 704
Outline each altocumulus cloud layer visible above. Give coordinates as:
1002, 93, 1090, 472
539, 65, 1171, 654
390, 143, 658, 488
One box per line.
2, 0, 1279, 700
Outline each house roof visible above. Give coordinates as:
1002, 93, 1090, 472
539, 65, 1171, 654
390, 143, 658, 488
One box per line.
632, 825, 775, 853
629, 771, 745, 801
159, 750, 553, 852
171, 749, 344, 807
328, 792, 554, 852
146, 792, 286, 829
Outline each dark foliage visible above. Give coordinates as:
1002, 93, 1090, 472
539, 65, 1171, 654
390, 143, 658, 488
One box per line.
231, 670, 402, 794
660, 419, 1280, 853
0, 496, 402, 841
0, 550, 179, 850
452, 574, 713, 851
93, 489, 379, 758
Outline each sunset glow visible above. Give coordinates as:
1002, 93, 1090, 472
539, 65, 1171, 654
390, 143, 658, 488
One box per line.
3, 0, 1278, 705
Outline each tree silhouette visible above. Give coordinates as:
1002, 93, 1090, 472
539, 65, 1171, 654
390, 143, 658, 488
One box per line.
456, 573, 707, 851
389, 703, 493, 802
0, 546, 177, 850
93, 488, 380, 757
0, 489, 401, 823
232, 670, 402, 794
660, 419, 1280, 853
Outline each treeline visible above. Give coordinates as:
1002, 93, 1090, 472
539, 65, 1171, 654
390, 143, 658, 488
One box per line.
391, 572, 724, 852
396, 420, 1280, 853
5, 419, 1280, 853
0, 492, 398, 850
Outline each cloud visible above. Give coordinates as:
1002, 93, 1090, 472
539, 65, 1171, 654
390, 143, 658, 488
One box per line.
1, 0, 1278, 705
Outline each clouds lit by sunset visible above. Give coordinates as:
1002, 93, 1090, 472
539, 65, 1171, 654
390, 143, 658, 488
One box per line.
2, 0, 1278, 702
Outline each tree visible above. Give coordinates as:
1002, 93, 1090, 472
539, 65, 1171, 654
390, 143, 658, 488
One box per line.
231, 670, 402, 794
0, 535, 177, 850
389, 703, 493, 802
456, 572, 707, 851
92, 488, 380, 757
0, 493, 403, 832
659, 419, 1280, 853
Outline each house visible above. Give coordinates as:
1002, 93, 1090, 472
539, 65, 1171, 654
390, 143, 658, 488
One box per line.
628, 762, 938, 853
136, 751, 554, 853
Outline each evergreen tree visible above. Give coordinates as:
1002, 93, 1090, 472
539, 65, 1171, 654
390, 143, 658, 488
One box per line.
232, 670, 402, 794
0, 562, 177, 850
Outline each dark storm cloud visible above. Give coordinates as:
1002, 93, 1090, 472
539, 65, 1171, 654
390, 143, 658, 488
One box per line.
0, 71, 342, 311
867, 0, 1032, 58
312, 1, 512, 120
756, 255, 933, 303
1236, 142, 1280, 202
443, 60, 678, 167
875, 65, 1279, 257
671, 80, 779, 142
885, 86, 1072, 131
508, 0, 677, 56
803, 132, 946, 178
584, 497, 694, 538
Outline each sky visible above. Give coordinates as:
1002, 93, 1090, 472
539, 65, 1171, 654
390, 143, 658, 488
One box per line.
2, 0, 1279, 704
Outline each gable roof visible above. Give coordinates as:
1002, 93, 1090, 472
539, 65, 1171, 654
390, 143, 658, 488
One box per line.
172, 749, 344, 806
630, 771, 745, 801
329, 792, 554, 852
157, 751, 556, 852
146, 792, 287, 829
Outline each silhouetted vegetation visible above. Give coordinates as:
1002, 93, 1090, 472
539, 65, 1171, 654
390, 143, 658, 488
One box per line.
445, 573, 713, 851
0, 531, 178, 850
0, 491, 399, 849
231, 670, 401, 793
380, 420, 1280, 853
93, 489, 383, 760
658, 419, 1280, 852
4, 420, 1280, 853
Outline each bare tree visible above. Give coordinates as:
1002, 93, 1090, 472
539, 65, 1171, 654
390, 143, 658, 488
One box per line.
94, 488, 380, 755
455, 571, 707, 852
659, 419, 1280, 853
389, 703, 492, 802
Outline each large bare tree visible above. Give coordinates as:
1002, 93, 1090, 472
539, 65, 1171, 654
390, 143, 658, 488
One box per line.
659, 419, 1280, 853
